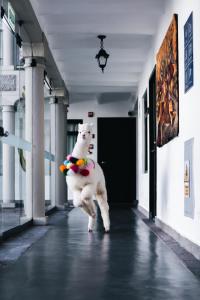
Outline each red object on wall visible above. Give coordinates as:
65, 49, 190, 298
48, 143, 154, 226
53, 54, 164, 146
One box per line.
88, 112, 94, 117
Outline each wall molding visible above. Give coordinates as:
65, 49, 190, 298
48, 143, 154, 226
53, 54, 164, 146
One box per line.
137, 205, 200, 261
155, 217, 200, 261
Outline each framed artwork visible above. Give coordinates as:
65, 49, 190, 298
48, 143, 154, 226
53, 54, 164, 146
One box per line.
156, 15, 179, 147
184, 12, 193, 93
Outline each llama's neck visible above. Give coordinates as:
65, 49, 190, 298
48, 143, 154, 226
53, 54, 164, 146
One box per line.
71, 142, 88, 158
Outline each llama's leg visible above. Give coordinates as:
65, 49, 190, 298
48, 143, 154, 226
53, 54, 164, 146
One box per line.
72, 190, 82, 207
81, 202, 96, 232
96, 186, 110, 232
86, 202, 96, 232
81, 185, 96, 232
73, 188, 96, 232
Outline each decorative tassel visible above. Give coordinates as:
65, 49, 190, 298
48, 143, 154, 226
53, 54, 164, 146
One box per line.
70, 164, 79, 173
80, 169, 90, 176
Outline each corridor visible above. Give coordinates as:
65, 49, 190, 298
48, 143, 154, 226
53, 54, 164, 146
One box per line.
0, 208, 200, 300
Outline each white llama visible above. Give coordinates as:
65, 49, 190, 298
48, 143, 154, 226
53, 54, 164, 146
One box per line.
65, 123, 110, 232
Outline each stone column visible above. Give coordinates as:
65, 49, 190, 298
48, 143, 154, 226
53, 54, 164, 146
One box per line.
1, 19, 16, 207
2, 20, 13, 66
50, 95, 68, 209
23, 43, 47, 224
49, 98, 56, 208
2, 105, 15, 208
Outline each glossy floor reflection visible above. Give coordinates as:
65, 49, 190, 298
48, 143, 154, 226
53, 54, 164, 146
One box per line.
0, 208, 24, 233
0, 208, 200, 300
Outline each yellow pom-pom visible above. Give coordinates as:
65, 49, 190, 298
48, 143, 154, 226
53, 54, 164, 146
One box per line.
76, 159, 84, 166
83, 159, 88, 165
66, 163, 72, 169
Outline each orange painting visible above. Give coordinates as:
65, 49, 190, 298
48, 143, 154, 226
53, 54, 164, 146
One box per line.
156, 15, 179, 147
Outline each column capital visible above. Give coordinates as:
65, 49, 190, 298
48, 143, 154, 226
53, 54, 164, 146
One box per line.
51, 87, 69, 105
23, 43, 45, 68
23, 42, 45, 58
2, 105, 15, 112
49, 96, 65, 105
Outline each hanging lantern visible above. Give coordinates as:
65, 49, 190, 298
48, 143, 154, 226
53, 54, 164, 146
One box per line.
95, 35, 109, 73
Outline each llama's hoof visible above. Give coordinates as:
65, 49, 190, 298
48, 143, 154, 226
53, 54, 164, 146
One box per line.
105, 229, 110, 234
88, 229, 93, 233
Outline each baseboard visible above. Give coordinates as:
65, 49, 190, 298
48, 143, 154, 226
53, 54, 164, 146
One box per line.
137, 204, 200, 261
0, 219, 33, 241
137, 205, 149, 218
155, 217, 200, 261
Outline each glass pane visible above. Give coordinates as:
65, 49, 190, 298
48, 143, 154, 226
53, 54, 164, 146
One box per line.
0, 8, 26, 233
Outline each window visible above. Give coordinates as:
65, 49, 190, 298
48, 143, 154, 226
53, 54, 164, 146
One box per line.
0, 22, 3, 66
143, 91, 148, 173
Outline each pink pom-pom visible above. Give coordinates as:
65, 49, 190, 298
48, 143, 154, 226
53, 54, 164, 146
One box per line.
70, 164, 79, 173
67, 155, 72, 161
80, 169, 90, 176
87, 162, 93, 170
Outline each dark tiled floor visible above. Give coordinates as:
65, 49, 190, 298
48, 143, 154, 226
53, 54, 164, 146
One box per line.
0, 208, 200, 300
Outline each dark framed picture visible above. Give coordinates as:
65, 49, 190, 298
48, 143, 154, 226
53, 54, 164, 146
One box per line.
184, 12, 193, 93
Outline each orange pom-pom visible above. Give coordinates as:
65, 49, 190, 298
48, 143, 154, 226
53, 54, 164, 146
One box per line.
76, 159, 84, 166
59, 165, 66, 173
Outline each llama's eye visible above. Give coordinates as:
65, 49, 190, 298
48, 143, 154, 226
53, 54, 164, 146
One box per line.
88, 131, 91, 134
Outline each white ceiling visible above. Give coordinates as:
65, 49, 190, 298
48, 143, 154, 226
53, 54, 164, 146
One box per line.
30, 0, 166, 104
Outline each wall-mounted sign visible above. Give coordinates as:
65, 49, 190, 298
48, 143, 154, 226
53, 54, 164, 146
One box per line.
184, 12, 193, 93
184, 160, 190, 198
88, 112, 94, 117
8, 2, 15, 32
0, 75, 17, 91
184, 138, 194, 219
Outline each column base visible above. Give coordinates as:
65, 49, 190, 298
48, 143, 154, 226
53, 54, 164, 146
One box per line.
1, 202, 16, 208
56, 204, 67, 211
33, 216, 48, 225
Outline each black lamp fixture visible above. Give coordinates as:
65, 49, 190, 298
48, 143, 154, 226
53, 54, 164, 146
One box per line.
95, 35, 109, 73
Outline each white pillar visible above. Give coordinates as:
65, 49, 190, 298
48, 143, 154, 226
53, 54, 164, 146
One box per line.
2, 20, 13, 66
50, 97, 67, 209
2, 105, 15, 208
50, 98, 56, 208
24, 55, 47, 224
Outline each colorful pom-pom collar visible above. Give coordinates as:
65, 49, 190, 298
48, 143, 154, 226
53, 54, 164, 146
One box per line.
59, 155, 95, 177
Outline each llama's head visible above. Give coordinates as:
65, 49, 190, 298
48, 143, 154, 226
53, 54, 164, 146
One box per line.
77, 123, 93, 146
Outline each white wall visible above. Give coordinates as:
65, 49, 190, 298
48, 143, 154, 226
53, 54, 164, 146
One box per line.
68, 97, 131, 162
138, 0, 200, 246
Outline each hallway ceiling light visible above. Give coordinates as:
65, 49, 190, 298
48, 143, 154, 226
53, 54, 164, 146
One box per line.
95, 35, 109, 73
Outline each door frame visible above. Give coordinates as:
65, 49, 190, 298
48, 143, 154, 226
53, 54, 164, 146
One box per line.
149, 66, 157, 220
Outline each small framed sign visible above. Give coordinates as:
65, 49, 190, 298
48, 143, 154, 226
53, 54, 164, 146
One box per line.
88, 112, 94, 117
184, 160, 190, 198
